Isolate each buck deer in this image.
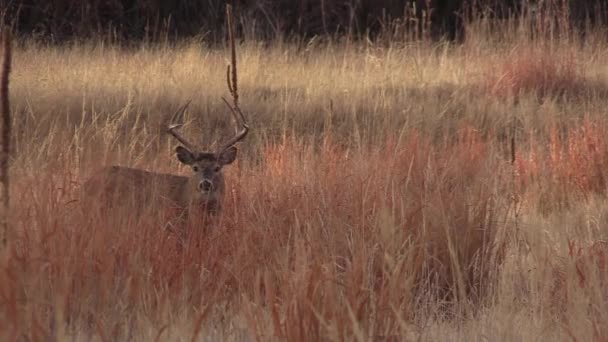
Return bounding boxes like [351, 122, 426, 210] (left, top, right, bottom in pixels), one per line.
[83, 97, 248, 217]
[84, 4, 247, 220]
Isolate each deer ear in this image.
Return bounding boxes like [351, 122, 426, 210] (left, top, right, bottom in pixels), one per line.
[218, 146, 237, 165]
[175, 146, 196, 165]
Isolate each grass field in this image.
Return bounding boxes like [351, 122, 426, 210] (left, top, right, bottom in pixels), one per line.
[1, 21, 608, 341]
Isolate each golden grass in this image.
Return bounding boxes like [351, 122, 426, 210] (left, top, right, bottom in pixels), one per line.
[2, 30, 608, 340]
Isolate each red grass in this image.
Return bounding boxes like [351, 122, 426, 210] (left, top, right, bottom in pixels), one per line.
[569, 239, 608, 289]
[6, 118, 608, 339]
[548, 238, 608, 340]
[0, 126, 509, 340]
[486, 48, 583, 99]
[515, 119, 608, 205]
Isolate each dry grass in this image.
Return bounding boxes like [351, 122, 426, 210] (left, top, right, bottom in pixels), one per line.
[484, 47, 581, 99]
[2, 26, 608, 341]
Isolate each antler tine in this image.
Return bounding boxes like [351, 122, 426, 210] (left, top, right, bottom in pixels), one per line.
[219, 97, 249, 152]
[217, 4, 249, 154]
[166, 100, 198, 152]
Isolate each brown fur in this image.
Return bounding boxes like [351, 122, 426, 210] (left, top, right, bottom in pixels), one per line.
[83, 146, 237, 219]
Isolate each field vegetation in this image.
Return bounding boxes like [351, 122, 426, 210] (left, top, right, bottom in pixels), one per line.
[1, 9, 608, 341]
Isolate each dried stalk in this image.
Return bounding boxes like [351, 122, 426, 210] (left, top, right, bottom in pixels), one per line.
[0, 28, 11, 247]
[226, 4, 238, 106]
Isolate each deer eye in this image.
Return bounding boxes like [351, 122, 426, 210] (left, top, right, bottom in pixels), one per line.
[214, 166, 221, 172]
[192, 166, 199, 172]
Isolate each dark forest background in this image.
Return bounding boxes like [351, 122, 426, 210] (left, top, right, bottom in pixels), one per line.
[1, 0, 607, 43]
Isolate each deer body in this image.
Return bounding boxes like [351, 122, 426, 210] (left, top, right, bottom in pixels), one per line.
[83, 166, 217, 214]
[84, 146, 239, 216]
[84, 166, 192, 215]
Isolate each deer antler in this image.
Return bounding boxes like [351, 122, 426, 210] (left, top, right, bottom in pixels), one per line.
[167, 100, 198, 152]
[218, 4, 249, 154]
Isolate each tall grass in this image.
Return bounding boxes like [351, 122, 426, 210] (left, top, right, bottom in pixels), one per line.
[2, 19, 608, 341]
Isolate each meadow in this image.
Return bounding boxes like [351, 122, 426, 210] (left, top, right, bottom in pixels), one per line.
[1, 18, 608, 341]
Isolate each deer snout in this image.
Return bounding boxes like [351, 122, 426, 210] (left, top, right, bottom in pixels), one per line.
[198, 180, 213, 192]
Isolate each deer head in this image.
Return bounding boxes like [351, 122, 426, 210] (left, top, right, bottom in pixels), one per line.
[166, 90, 248, 211]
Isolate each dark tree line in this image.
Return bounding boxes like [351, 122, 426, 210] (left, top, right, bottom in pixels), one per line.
[0, 0, 606, 43]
